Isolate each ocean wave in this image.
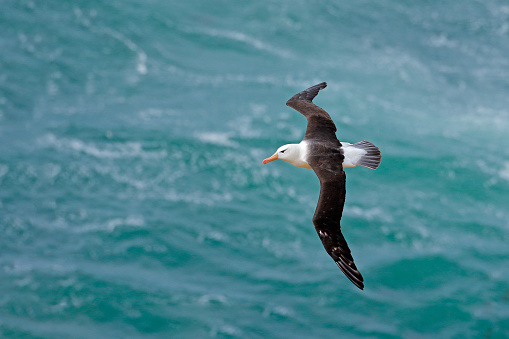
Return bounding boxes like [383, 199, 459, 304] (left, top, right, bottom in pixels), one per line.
[500, 162, 509, 182]
[347, 205, 394, 223]
[166, 64, 323, 89]
[38, 133, 167, 160]
[164, 188, 234, 206]
[180, 25, 292, 59]
[100, 27, 148, 76]
[0, 163, 8, 179]
[195, 132, 238, 147]
[74, 215, 145, 233]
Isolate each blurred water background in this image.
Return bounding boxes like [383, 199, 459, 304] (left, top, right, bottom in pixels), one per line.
[1, 0, 509, 337]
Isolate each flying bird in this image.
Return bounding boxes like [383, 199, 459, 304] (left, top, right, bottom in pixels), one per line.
[262, 82, 381, 290]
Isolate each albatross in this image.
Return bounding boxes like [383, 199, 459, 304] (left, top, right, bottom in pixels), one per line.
[262, 82, 381, 290]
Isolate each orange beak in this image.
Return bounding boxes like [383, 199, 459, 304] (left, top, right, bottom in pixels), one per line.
[262, 152, 278, 165]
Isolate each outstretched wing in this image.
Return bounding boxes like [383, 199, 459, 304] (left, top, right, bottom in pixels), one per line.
[307, 146, 364, 290]
[286, 82, 362, 289]
[286, 82, 338, 142]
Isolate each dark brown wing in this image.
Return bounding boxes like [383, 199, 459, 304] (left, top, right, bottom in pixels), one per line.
[307, 144, 364, 290]
[285, 82, 338, 142]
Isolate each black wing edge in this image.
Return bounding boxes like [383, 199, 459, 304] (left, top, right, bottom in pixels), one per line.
[335, 253, 365, 290]
[317, 229, 365, 290]
[286, 82, 327, 105]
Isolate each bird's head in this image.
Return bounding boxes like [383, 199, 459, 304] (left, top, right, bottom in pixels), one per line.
[262, 144, 299, 165]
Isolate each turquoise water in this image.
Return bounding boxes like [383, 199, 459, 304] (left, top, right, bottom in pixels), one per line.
[1, 0, 509, 337]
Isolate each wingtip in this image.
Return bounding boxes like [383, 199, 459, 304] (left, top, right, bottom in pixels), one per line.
[336, 261, 365, 290]
[287, 82, 328, 104]
[307, 82, 327, 93]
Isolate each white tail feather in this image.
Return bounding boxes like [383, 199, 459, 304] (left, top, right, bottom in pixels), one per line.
[351, 140, 381, 170]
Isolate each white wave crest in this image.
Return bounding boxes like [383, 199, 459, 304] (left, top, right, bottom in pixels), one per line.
[0, 163, 8, 179]
[195, 132, 238, 147]
[183, 26, 292, 59]
[38, 134, 167, 159]
[76, 215, 145, 233]
[500, 162, 509, 182]
[101, 27, 148, 75]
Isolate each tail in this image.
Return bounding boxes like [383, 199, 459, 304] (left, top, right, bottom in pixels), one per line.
[352, 140, 381, 170]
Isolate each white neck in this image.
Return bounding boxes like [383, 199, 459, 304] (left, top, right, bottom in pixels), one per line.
[278, 142, 311, 169]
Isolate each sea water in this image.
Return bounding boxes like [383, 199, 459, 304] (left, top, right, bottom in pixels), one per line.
[1, 0, 509, 337]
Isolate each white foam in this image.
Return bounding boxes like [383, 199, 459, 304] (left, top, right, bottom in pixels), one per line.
[347, 206, 394, 223]
[197, 231, 229, 243]
[227, 115, 262, 139]
[101, 28, 148, 75]
[210, 323, 241, 337]
[460, 106, 509, 130]
[195, 132, 238, 147]
[106, 215, 145, 231]
[428, 34, 457, 48]
[41, 163, 61, 179]
[263, 305, 295, 318]
[164, 189, 233, 206]
[0, 163, 8, 179]
[76, 215, 145, 233]
[198, 294, 227, 305]
[500, 162, 509, 182]
[186, 26, 292, 58]
[107, 168, 147, 189]
[38, 134, 167, 159]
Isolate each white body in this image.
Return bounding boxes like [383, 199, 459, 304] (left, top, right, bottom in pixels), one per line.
[276, 141, 366, 169]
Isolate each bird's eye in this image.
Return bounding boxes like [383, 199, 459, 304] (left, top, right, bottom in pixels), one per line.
[281, 149, 287, 153]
